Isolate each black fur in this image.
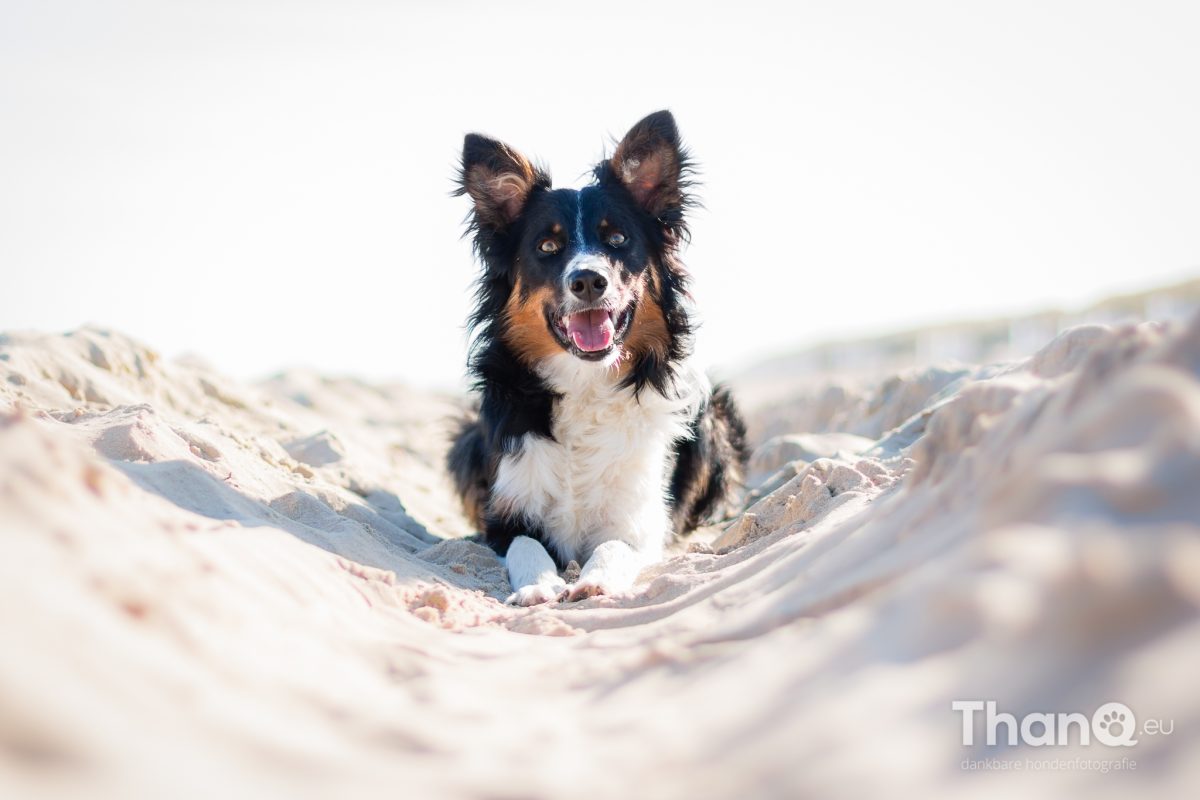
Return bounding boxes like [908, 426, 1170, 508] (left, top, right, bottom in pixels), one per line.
[446, 111, 748, 562]
[477, 513, 562, 569]
[668, 386, 748, 534]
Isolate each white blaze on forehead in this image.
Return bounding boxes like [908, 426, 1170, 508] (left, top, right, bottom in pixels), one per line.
[574, 187, 589, 246]
[561, 188, 619, 303]
[564, 195, 609, 293]
[562, 188, 611, 293]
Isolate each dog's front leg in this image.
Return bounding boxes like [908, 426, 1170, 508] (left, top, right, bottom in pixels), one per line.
[567, 540, 646, 601]
[504, 535, 568, 606]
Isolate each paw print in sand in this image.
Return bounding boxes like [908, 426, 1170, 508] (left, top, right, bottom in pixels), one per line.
[1099, 710, 1127, 738]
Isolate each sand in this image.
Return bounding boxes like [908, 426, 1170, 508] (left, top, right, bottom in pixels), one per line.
[1, 321, 1198, 799]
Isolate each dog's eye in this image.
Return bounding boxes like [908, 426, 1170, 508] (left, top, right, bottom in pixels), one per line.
[606, 232, 627, 247]
[538, 239, 560, 255]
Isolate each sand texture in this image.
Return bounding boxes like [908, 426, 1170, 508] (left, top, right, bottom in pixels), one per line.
[1, 321, 1198, 799]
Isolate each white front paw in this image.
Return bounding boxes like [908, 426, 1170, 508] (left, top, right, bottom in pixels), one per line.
[566, 573, 631, 602]
[506, 581, 568, 607]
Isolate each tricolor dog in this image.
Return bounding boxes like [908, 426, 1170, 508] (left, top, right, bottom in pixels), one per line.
[448, 110, 747, 605]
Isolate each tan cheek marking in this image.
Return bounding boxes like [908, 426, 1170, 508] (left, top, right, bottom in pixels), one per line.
[621, 271, 670, 373]
[503, 280, 562, 365]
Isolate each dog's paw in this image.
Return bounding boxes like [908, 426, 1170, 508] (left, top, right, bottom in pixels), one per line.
[565, 575, 629, 602]
[506, 581, 568, 607]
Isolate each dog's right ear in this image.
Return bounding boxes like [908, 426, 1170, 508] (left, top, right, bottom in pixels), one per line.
[456, 134, 549, 230]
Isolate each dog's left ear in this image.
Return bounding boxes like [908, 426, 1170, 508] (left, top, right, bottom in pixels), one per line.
[601, 110, 693, 230]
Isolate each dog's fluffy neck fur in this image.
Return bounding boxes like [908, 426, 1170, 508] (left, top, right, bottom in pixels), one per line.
[491, 353, 705, 566]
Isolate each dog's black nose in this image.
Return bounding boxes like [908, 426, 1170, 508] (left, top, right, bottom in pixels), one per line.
[568, 270, 608, 303]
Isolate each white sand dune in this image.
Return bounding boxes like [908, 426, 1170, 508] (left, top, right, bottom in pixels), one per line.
[1, 321, 1198, 799]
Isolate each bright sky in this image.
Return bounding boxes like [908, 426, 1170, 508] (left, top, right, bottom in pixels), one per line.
[2, 1, 1198, 389]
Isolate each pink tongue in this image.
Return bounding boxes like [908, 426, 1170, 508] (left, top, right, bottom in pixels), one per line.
[566, 310, 615, 352]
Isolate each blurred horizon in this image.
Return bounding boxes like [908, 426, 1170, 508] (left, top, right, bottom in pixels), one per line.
[2, 0, 1198, 390]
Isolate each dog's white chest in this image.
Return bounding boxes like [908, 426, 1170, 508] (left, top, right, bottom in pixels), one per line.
[490, 356, 693, 562]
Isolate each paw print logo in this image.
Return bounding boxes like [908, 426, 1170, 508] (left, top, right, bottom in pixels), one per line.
[1100, 711, 1126, 737]
[1093, 702, 1138, 746]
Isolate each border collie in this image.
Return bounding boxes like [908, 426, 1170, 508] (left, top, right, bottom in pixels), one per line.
[448, 110, 747, 606]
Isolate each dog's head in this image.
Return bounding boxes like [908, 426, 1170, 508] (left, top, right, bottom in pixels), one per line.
[457, 111, 693, 373]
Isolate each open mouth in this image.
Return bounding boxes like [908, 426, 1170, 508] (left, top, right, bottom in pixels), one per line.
[548, 304, 635, 361]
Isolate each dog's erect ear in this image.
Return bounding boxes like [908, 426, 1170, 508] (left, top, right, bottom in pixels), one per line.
[604, 110, 692, 223]
[457, 134, 549, 230]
